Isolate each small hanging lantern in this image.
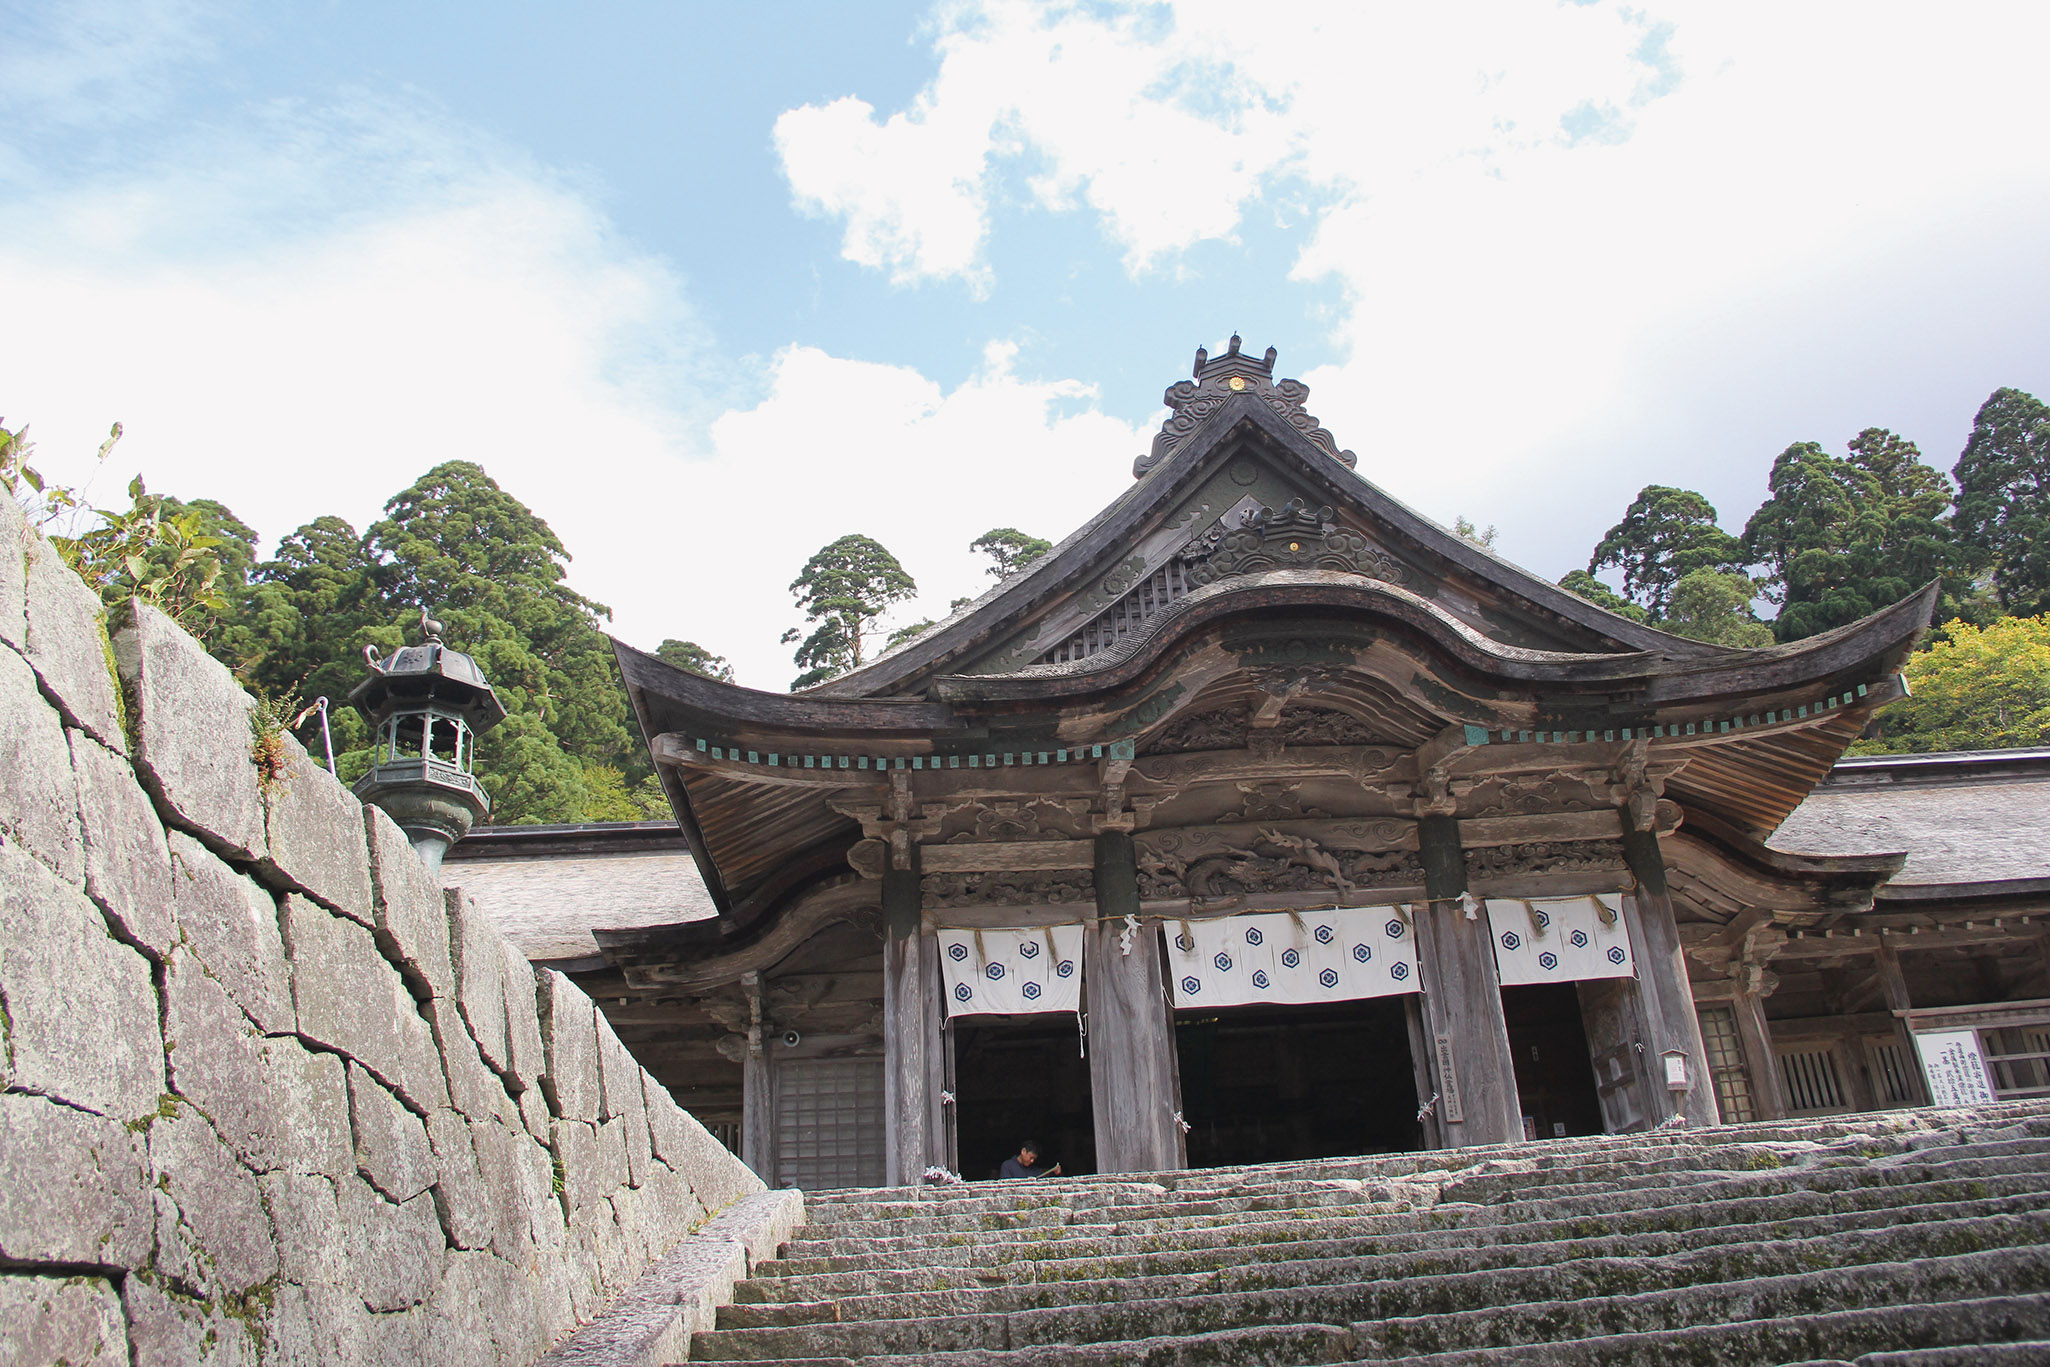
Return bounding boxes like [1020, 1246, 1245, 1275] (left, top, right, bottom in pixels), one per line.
[349, 608, 507, 872]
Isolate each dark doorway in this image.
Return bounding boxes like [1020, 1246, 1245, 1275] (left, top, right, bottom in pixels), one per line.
[1502, 983, 1606, 1140]
[1173, 997, 1420, 1168]
[953, 1015, 1095, 1180]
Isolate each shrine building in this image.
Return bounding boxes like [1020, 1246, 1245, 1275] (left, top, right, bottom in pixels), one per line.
[470, 339, 2047, 1189]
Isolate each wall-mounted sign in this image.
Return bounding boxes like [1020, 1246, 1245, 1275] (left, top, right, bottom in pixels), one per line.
[1911, 1029, 1995, 1107]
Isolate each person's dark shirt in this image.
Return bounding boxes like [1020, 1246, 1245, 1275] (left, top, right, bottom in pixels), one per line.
[998, 1156, 1050, 1179]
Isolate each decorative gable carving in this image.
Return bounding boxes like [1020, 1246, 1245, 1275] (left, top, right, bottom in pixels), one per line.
[1135, 336, 1357, 478]
[1184, 498, 1408, 588]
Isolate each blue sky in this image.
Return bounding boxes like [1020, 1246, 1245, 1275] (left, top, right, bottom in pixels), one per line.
[6, 1, 2049, 687]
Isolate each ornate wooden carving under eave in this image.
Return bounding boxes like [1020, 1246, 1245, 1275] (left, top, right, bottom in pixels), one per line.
[1465, 839, 1628, 881]
[1133, 743, 1411, 790]
[1135, 818, 1420, 903]
[1135, 342, 1357, 477]
[1460, 801, 1681, 849]
[922, 869, 1097, 908]
[1184, 500, 1408, 589]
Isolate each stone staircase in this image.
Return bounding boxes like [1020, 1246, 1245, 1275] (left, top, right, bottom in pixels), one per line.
[682, 1101, 2050, 1365]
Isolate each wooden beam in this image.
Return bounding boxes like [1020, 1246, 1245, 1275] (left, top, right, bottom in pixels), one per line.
[919, 840, 1095, 873]
[1087, 831, 1187, 1173]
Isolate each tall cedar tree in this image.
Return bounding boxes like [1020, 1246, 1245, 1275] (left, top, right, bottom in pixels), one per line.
[656, 639, 734, 682]
[1953, 387, 2050, 617]
[970, 527, 1053, 578]
[1587, 486, 1748, 620]
[783, 534, 916, 689]
[1741, 430, 1961, 641]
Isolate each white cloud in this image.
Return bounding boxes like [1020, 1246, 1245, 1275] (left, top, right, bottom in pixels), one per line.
[701, 342, 1148, 686]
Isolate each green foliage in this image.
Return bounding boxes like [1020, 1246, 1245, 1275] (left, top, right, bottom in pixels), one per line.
[1856, 616, 2050, 753]
[577, 762, 667, 822]
[1953, 387, 2050, 617]
[1661, 569, 1774, 647]
[782, 533, 916, 689]
[970, 527, 1052, 578]
[1557, 569, 1648, 623]
[1452, 515, 1498, 549]
[655, 638, 734, 682]
[1742, 430, 1964, 641]
[887, 618, 936, 649]
[1589, 485, 1747, 619]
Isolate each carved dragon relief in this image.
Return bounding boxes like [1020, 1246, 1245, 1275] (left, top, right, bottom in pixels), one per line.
[921, 870, 1097, 908]
[1466, 840, 1629, 880]
[1146, 703, 1404, 755]
[1135, 338, 1357, 477]
[1135, 820, 1419, 904]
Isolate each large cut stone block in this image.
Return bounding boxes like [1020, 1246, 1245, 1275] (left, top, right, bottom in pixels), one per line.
[502, 935, 547, 1097]
[596, 1009, 654, 1188]
[552, 1117, 605, 1223]
[447, 886, 512, 1075]
[347, 1060, 436, 1203]
[280, 894, 447, 1113]
[70, 729, 174, 956]
[335, 1173, 444, 1312]
[539, 969, 602, 1124]
[149, 1101, 279, 1297]
[0, 1274, 129, 1367]
[424, 1108, 494, 1252]
[429, 1251, 548, 1367]
[122, 1277, 258, 1367]
[167, 830, 294, 1035]
[161, 947, 350, 1179]
[664, 1100, 767, 1216]
[425, 995, 517, 1127]
[0, 482, 26, 650]
[364, 804, 453, 1000]
[0, 840, 163, 1118]
[0, 1091, 152, 1267]
[259, 729, 372, 923]
[0, 643, 84, 883]
[23, 536, 124, 750]
[112, 600, 267, 861]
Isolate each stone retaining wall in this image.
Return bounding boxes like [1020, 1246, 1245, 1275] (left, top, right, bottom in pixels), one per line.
[0, 493, 767, 1365]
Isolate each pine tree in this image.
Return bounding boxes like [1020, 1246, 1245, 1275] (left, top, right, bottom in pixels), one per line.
[782, 533, 916, 689]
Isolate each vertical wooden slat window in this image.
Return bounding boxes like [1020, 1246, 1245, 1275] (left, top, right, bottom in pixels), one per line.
[1983, 1026, 2050, 1100]
[1777, 1044, 1849, 1116]
[1696, 1005, 1757, 1124]
[1864, 1035, 1926, 1107]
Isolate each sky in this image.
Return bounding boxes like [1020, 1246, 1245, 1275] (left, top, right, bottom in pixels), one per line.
[4, 1, 2048, 689]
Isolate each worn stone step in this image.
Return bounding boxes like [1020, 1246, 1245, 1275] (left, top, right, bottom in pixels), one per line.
[1361, 1295, 2050, 1364]
[762, 1154, 2050, 1274]
[721, 1196, 2050, 1325]
[689, 1230, 2050, 1360]
[1345, 1248, 2050, 1359]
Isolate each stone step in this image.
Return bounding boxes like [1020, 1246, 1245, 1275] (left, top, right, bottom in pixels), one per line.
[687, 1228, 2050, 1360]
[720, 1197, 2050, 1325]
[762, 1154, 2050, 1273]
[784, 1134, 2050, 1246]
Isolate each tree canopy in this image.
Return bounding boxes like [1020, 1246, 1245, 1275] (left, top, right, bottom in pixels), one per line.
[1660, 569, 1774, 647]
[782, 533, 917, 689]
[1953, 387, 2050, 617]
[1588, 485, 1748, 620]
[970, 527, 1052, 579]
[1854, 616, 2050, 754]
[656, 639, 734, 682]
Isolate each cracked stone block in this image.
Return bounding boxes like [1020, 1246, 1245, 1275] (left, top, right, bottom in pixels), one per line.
[258, 729, 372, 923]
[70, 729, 174, 956]
[425, 1107, 494, 1252]
[471, 1118, 540, 1258]
[122, 1276, 258, 1367]
[281, 893, 447, 1113]
[347, 1061, 436, 1203]
[502, 936, 546, 1097]
[23, 536, 125, 750]
[0, 644, 84, 883]
[0, 483, 26, 650]
[335, 1172, 444, 1312]
[161, 948, 351, 1179]
[0, 840, 163, 1119]
[149, 1101, 279, 1297]
[447, 886, 511, 1076]
[0, 1091, 152, 1266]
[596, 1010, 654, 1189]
[429, 1252, 546, 1367]
[0, 1273, 129, 1366]
[167, 830, 294, 1035]
[539, 969, 602, 1124]
[553, 1117, 605, 1223]
[363, 805, 453, 1001]
[425, 994, 515, 1126]
[113, 600, 266, 862]
[667, 1101, 766, 1217]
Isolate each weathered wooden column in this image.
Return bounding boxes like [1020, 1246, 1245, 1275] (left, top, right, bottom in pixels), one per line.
[1412, 812, 1522, 1147]
[882, 844, 940, 1186]
[1872, 940, 1926, 1106]
[1087, 831, 1187, 1173]
[1621, 825, 1719, 1127]
[739, 970, 776, 1179]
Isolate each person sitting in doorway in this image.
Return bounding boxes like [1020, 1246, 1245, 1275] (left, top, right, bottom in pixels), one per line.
[998, 1140, 1061, 1180]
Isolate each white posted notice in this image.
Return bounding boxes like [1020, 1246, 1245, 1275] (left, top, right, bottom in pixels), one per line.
[1911, 1029, 1996, 1107]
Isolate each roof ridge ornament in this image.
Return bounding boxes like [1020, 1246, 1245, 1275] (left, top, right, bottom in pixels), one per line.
[1136, 339, 1357, 479]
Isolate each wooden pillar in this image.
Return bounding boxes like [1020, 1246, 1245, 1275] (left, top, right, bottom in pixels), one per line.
[1871, 940, 1926, 1107]
[1412, 815, 1521, 1147]
[739, 971, 776, 1180]
[882, 846, 939, 1186]
[1728, 978, 1791, 1121]
[1621, 829, 1718, 1127]
[1087, 831, 1186, 1173]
